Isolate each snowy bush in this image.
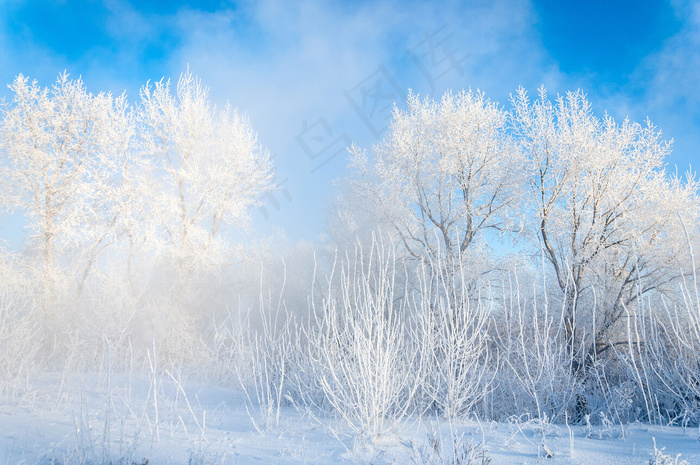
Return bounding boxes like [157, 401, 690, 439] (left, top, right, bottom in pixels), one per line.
[0, 253, 40, 396]
[408, 430, 492, 465]
[304, 237, 423, 440]
[413, 253, 493, 420]
[491, 270, 582, 422]
[649, 438, 691, 465]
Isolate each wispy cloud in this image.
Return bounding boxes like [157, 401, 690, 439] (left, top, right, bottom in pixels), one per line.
[617, 0, 700, 172]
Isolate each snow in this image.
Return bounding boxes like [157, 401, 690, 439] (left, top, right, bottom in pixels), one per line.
[1, 374, 698, 465]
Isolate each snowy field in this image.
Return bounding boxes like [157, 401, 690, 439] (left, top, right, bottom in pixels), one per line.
[1, 374, 698, 465]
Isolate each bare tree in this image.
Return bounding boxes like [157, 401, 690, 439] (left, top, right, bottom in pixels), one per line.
[0, 73, 134, 330]
[136, 70, 275, 364]
[510, 87, 700, 363]
[347, 90, 521, 268]
[137, 69, 275, 284]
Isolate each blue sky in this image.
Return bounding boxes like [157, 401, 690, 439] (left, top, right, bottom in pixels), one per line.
[1, 0, 698, 246]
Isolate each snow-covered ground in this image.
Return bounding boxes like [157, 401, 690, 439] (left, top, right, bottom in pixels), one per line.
[1, 374, 698, 465]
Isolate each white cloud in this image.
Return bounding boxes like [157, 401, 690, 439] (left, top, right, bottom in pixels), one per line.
[163, 0, 566, 239]
[619, 1, 700, 172]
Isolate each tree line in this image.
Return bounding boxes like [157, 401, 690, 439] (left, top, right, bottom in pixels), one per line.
[1, 71, 699, 433]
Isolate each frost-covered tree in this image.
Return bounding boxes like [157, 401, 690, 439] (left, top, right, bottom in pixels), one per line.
[347, 90, 521, 267]
[134, 70, 275, 364]
[0, 73, 134, 328]
[138, 70, 275, 282]
[510, 87, 699, 362]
